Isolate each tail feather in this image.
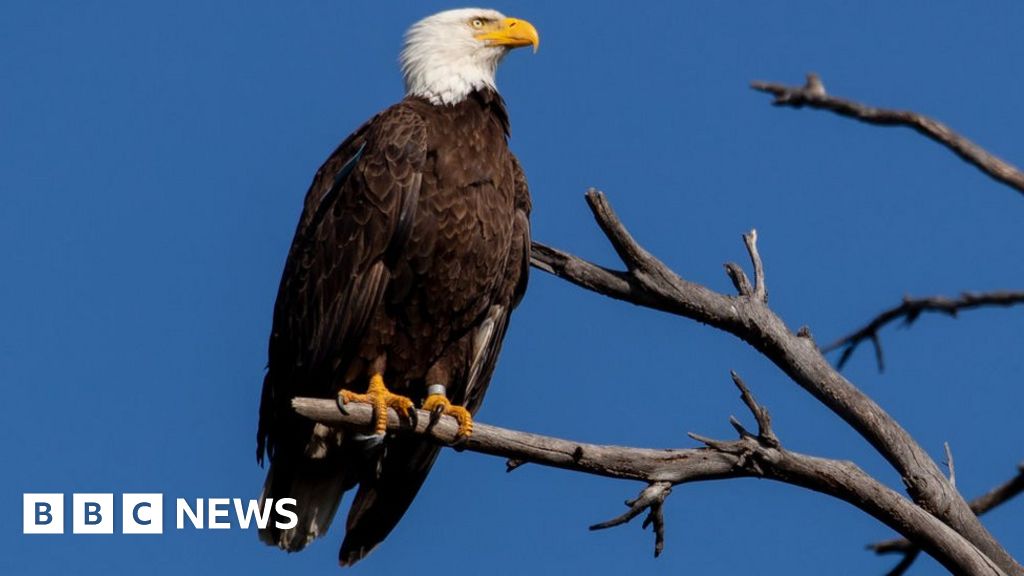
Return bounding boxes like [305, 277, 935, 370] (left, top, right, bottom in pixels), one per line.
[258, 424, 357, 551]
[339, 440, 441, 566]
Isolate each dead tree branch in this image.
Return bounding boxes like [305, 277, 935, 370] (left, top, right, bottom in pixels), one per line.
[291, 392, 1005, 575]
[822, 291, 1024, 371]
[528, 189, 1023, 576]
[870, 463, 1024, 574]
[751, 73, 1024, 197]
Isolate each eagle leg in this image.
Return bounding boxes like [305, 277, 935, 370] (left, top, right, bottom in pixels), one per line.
[422, 384, 473, 441]
[337, 373, 417, 437]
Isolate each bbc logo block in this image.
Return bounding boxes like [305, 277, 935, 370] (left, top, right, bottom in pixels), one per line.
[23, 494, 64, 534]
[72, 493, 114, 534]
[122, 493, 163, 534]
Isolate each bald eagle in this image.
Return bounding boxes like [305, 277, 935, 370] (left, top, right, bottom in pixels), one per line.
[256, 8, 538, 566]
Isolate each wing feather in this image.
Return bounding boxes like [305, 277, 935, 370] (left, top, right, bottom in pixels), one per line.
[260, 104, 427, 460]
[462, 154, 532, 411]
[256, 103, 427, 550]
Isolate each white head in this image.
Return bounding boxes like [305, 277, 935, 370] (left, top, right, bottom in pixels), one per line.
[400, 8, 539, 106]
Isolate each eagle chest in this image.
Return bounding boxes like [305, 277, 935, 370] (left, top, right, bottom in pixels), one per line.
[397, 114, 514, 320]
[414, 157, 513, 307]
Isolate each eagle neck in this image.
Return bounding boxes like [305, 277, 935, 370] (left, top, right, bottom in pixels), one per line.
[407, 89, 511, 138]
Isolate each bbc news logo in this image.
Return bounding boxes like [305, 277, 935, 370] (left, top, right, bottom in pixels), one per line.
[23, 494, 297, 534]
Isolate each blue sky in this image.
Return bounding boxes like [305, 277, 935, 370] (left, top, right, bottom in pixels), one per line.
[3, 1, 1022, 574]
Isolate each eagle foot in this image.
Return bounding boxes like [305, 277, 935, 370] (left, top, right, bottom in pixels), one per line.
[422, 393, 473, 442]
[337, 374, 417, 436]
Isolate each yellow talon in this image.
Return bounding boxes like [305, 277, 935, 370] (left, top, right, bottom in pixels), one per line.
[338, 374, 416, 435]
[422, 393, 473, 439]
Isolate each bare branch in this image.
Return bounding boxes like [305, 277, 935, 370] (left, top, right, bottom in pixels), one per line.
[529, 191, 1022, 575]
[529, 242, 635, 301]
[823, 291, 1024, 371]
[751, 73, 1024, 197]
[972, 462, 1024, 516]
[294, 397, 720, 484]
[291, 396, 1005, 575]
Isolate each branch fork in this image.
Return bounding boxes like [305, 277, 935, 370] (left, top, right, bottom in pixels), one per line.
[689, 371, 781, 479]
[590, 482, 671, 557]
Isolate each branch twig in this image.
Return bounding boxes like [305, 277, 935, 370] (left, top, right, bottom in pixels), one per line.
[751, 73, 1024, 197]
[743, 230, 767, 302]
[822, 291, 1024, 371]
[945, 442, 957, 488]
[883, 549, 922, 576]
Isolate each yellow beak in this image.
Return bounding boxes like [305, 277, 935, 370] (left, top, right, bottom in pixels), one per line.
[475, 17, 540, 53]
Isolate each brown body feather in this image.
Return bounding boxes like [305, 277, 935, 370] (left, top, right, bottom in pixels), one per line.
[257, 88, 530, 565]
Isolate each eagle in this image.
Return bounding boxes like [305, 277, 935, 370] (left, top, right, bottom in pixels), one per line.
[256, 8, 538, 566]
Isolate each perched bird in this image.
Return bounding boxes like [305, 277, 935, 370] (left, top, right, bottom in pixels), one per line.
[256, 8, 538, 566]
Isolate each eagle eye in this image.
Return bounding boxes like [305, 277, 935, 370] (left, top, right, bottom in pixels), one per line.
[470, 18, 485, 29]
